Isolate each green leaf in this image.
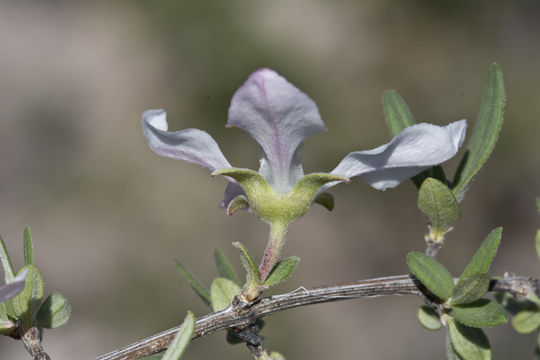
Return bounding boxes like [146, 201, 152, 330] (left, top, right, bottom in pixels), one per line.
[382, 89, 416, 137]
[233, 242, 260, 286]
[537, 197, 540, 213]
[12, 264, 43, 328]
[446, 331, 465, 360]
[269, 352, 286, 360]
[214, 249, 241, 286]
[0, 235, 15, 283]
[263, 257, 299, 287]
[512, 309, 540, 334]
[452, 299, 507, 328]
[447, 318, 491, 360]
[460, 228, 502, 280]
[142, 356, 162, 360]
[417, 178, 461, 237]
[417, 306, 442, 331]
[210, 278, 241, 312]
[36, 292, 71, 329]
[173, 259, 211, 307]
[448, 273, 490, 306]
[161, 311, 195, 360]
[452, 64, 505, 203]
[406, 251, 454, 300]
[23, 227, 34, 266]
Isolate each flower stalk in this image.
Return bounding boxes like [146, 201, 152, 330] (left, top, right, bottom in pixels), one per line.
[259, 222, 288, 283]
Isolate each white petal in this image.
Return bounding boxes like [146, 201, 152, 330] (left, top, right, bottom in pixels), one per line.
[331, 120, 467, 190]
[142, 109, 231, 171]
[0, 269, 27, 302]
[228, 69, 326, 193]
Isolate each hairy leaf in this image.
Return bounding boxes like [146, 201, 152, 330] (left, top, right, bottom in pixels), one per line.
[0, 236, 15, 283]
[512, 309, 540, 334]
[460, 228, 502, 280]
[452, 299, 507, 328]
[23, 227, 34, 266]
[447, 318, 491, 360]
[161, 311, 195, 360]
[174, 259, 211, 306]
[12, 264, 43, 328]
[210, 278, 241, 312]
[383, 89, 416, 137]
[263, 257, 299, 287]
[453, 64, 505, 202]
[37, 292, 71, 329]
[233, 242, 260, 286]
[449, 273, 490, 306]
[406, 251, 453, 300]
[418, 178, 461, 236]
[417, 306, 442, 331]
[214, 249, 241, 286]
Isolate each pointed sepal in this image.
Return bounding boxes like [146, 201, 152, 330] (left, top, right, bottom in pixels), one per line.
[313, 192, 335, 211]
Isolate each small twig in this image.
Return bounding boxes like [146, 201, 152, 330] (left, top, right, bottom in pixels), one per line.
[95, 274, 538, 360]
[21, 327, 51, 360]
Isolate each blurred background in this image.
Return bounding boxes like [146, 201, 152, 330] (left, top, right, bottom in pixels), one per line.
[0, 0, 539, 359]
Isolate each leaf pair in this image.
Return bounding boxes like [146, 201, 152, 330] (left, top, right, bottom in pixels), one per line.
[383, 64, 505, 203]
[0, 228, 70, 335]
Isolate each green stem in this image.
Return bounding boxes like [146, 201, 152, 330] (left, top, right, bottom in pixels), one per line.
[259, 222, 288, 283]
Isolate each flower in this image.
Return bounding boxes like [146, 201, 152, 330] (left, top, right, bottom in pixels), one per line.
[142, 68, 466, 286]
[0, 269, 27, 303]
[143, 68, 466, 215]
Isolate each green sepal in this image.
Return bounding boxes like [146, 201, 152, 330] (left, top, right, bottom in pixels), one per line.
[23, 227, 34, 266]
[214, 248, 241, 286]
[512, 308, 540, 334]
[212, 168, 270, 195]
[263, 256, 299, 287]
[382, 89, 415, 137]
[460, 228, 501, 280]
[313, 193, 334, 211]
[173, 259, 211, 307]
[227, 195, 250, 216]
[448, 273, 490, 306]
[447, 318, 491, 360]
[0, 235, 15, 283]
[161, 311, 195, 360]
[12, 264, 43, 329]
[452, 299, 507, 328]
[406, 251, 454, 301]
[36, 292, 71, 329]
[210, 278, 241, 312]
[417, 178, 461, 239]
[452, 64, 505, 203]
[417, 306, 442, 331]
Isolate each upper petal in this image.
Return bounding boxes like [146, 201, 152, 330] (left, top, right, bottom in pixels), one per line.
[330, 120, 467, 190]
[228, 69, 326, 193]
[142, 109, 231, 171]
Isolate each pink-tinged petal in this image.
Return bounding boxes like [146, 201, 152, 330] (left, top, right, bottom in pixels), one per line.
[0, 268, 27, 302]
[228, 69, 326, 193]
[330, 120, 467, 190]
[142, 109, 231, 171]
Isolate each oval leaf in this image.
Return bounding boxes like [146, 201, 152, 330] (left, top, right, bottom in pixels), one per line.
[162, 311, 195, 360]
[12, 264, 43, 328]
[214, 249, 241, 286]
[446, 331, 464, 360]
[418, 178, 461, 236]
[37, 292, 71, 329]
[460, 228, 502, 280]
[452, 64, 505, 203]
[449, 273, 490, 306]
[210, 278, 241, 312]
[452, 299, 507, 328]
[512, 309, 540, 334]
[447, 318, 491, 360]
[263, 256, 299, 287]
[406, 251, 454, 300]
[417, 306, 442, 331]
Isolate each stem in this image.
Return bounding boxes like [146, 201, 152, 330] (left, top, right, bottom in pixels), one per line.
[258, 222, 288, 282]
[95, 273, 539, 360]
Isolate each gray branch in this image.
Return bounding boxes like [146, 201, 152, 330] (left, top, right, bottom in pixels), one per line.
[95, 274, 539, 360]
